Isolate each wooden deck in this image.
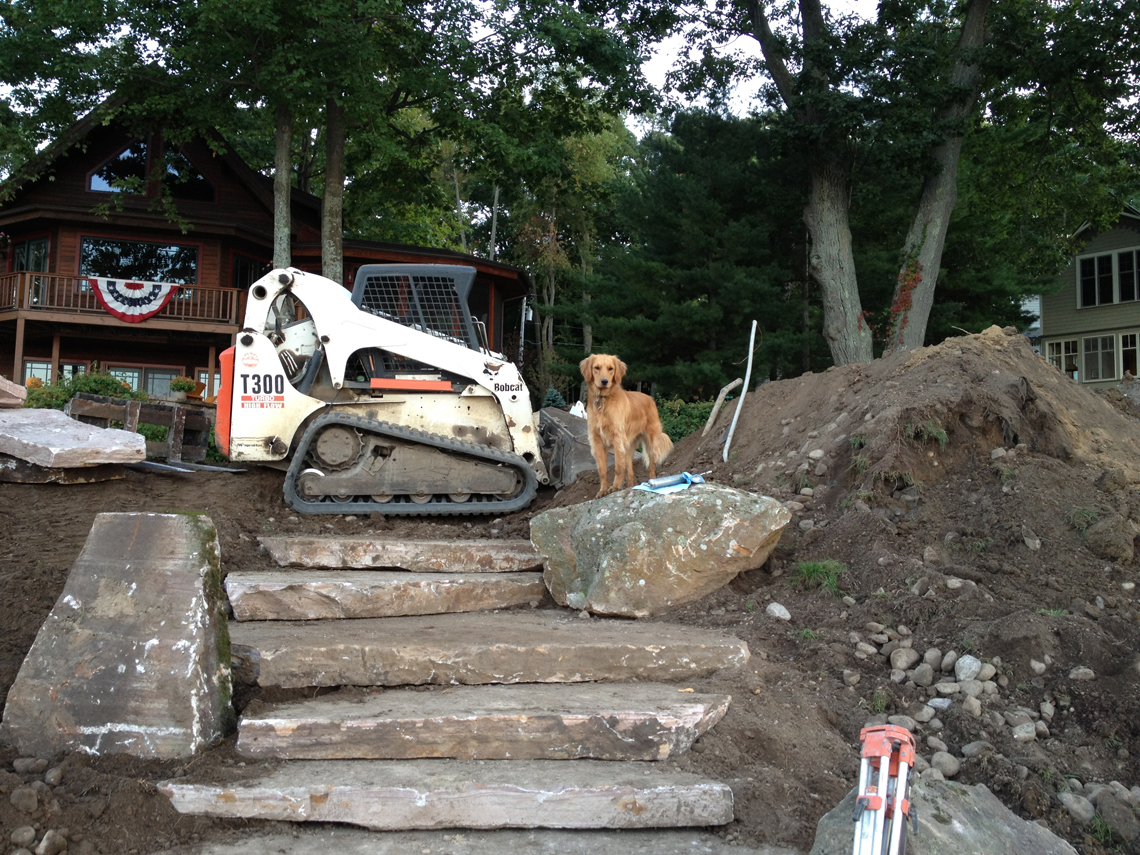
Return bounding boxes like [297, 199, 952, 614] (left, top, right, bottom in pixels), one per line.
[0, 271, 242, 328]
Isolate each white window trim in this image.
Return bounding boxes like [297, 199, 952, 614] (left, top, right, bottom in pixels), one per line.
[1080, 334, 1119, 383]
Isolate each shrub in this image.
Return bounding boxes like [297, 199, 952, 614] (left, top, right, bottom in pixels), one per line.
[657, 398, 715, 442]
[792, 559, 847, 597]
[170, 375, 197, 393]
[24, 370, 148, 410]
[542, 386, 568, 409]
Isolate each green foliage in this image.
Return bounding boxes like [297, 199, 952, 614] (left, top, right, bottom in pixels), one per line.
[1089, 813, 1113, 845]
[849, 455, 870, 477]
[23, 371, 148, 411]
[656, 398, 714, 442]
[871, 690, 889, 715]
[797, 628, 819, 640]
[542, 387, 568, 409]
[850, 435, 867, 450]
[1036, 608, 1066, 617]
[792, 560, 846, 597]
[905, 419, 948, 450]
[1066, 507, 1101, 533]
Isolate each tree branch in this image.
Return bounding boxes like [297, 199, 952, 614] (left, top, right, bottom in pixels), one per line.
[743, 0, 797, 109]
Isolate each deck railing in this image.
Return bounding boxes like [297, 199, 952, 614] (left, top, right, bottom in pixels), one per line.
[0, 272, 241, 325]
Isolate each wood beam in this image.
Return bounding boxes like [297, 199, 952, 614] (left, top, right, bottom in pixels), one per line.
[51, 333, 60, 381]
[13, 317, 25, 382]
[207, 346, 216, 397]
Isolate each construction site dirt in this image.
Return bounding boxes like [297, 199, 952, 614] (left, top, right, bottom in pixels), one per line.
[2, 325, 1139, 855]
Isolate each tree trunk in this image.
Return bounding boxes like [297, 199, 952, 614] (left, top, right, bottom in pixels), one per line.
[885, 0, 991, 353]
[488, 184, 500, 260]
[273, 102, 293, 270]
[806, 152, 873, 365]
[453, 167, 467, 253]
[322, 98, 345, 285]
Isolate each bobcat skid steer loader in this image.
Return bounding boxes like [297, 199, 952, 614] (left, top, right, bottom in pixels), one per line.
[215, 265, 578, 516]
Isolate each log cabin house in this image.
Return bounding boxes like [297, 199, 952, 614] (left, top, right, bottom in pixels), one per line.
[0, 106, 532, 398]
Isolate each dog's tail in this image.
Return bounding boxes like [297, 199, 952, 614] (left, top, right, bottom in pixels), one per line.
[649, 430, 674, 465]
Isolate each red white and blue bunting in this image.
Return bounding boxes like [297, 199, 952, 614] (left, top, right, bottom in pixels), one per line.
[89, 277, 181, 323]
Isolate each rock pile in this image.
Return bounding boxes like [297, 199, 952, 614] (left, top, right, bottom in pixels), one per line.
[2, 757, 86, 855]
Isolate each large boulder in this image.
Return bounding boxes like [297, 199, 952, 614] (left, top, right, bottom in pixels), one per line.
[531, 484, 790, 617]
[1, 513, 233, 758]
[810, 780, 1077, 855]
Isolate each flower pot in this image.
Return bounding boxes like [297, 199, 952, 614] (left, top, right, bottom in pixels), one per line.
[170, 390, 187, 402]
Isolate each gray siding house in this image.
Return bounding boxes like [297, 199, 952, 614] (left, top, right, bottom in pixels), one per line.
[1040, 206, 1140, 388]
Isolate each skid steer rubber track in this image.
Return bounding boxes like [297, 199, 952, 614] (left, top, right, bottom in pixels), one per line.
[283, 412, 538, 517]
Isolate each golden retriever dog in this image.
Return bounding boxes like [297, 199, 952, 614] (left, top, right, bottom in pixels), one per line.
[579, 353, 673, 497]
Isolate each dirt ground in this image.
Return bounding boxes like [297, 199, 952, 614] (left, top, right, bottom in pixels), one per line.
[3, 325, 1140, 855]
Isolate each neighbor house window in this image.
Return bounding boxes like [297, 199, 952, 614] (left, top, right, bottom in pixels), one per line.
[1124, 334, 1139, 378]
[90, 141, 149, 194]
[79, 237, 198, 285]
[1083, 335, 1116, 381]
[197, 370, 220, 392]
[1047, 340, 1078, 380]
[12, 237, 48, 273]
[1079, 250, 1140, 308]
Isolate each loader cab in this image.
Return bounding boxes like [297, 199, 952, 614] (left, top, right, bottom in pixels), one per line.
[350, 264, 487, 353]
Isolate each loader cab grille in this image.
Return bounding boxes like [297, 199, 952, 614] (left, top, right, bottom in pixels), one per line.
[351, 264, 480, 351]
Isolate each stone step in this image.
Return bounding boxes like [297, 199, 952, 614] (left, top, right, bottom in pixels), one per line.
[158, 759, 734, 830]
[235, 683, 731, 761]
[226, 571, 546, 621]
[259, 536, 542, 572]
[230, 612, 750, 689]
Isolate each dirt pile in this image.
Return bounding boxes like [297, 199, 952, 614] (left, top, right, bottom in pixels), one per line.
[2, 325, 1140, 854]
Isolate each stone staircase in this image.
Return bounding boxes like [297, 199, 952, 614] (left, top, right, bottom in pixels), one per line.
[160, 536, 752, 834]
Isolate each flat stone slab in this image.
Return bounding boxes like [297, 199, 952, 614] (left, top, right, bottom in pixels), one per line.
[0, 376, 27, 408]
[0, 408, 145, 467]
[226, 571, 547, 620]
[229, 612, 750, 688]
[259, 537, 541, 572]
[169, 827, 799, 855]
[235, 683, 730, 761]
[0, 513, 232, 758]
[159, 759, 734, 829]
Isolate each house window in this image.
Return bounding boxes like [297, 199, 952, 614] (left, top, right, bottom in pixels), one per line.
[197, 370, 221, 393]
[12, 237, 48, 273]
[233, 254, 270, 289]
[23, 361, 51, 383]
[79, 237, 198, 285]
[1047, 340, 1078, 380]
[1078, 250, 1140, 308]
[1124, 334, 1138, 378]
[1083, 335, 1116, 382]
[145, 369, 180, 397]
[60, 362, 87, 381]
[90, 141, 149, 194]
[108, 366, 142, 391]
[89, 139, 215, 202]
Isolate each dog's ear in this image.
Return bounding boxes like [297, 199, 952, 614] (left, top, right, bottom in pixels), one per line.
[579, 355, 594, 380]
[614, 359, 627, 384]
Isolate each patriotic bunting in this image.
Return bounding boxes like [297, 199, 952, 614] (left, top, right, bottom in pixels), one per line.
[89, 277, 181, 323]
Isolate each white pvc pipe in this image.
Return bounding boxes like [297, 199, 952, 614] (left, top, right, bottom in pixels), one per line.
[723, 320, 758, 463]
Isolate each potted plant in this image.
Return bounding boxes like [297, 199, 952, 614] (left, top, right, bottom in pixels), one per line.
[169, 375, 196, 401]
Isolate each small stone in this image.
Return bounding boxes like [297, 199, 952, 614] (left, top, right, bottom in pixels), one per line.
[1011, 722, 1037, 742]
[842, 670, 861, 687]
[1039, 701, 1055, 722]
[890, 669, 906, 684]
[954, 654, 982, 682]
[923, 546, 939, 565]
[897, 625, 912, 637]
[935, 682, 959, 695]
[12, 759, 47, 775]
[1029, 659, 1046, 675]
[961, 741, 994, 758]
[869, 633, 890, 645]
[962, 696, 982, 717]
[799, 487, 814, 497]
[958, 679, 983, 698]
[912, 706, 935, 723]
[890, 648, 921, 671]
[798, 519, 815, 531]
[808, 449, 825, 460]
[865, 622, 886, 632]
[766, 602, 791, 621]
[855, 642, 878, 656]
[976, 663, 996, 682]
[1034, 721, 1050, 739]
[912, 663, 934, 687]
[1069, 666, 1096, 681]
[10, 786, 38, 813]
[887, 715, 916, 732]
[991, 448, 1007, 460]
[921, 768, 945, 782]
[578, 610, 591, 619]
[842, 596, 856, 607]
[945, 578, 964, 590]
[42, 767, 63, 787]
[930, 751, 960, 778]
[1057, 792, 1096, 825]
[927, 736, 948, 753]
[785, 501, 805, 512]
[940, 650, 958, 672]
[927, 697, 952, 711]
[11, 827, 36, 848]
[35, 829, 67, 855]
[1004, 711, 1032, 727]
[922, 648, 942, 669]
